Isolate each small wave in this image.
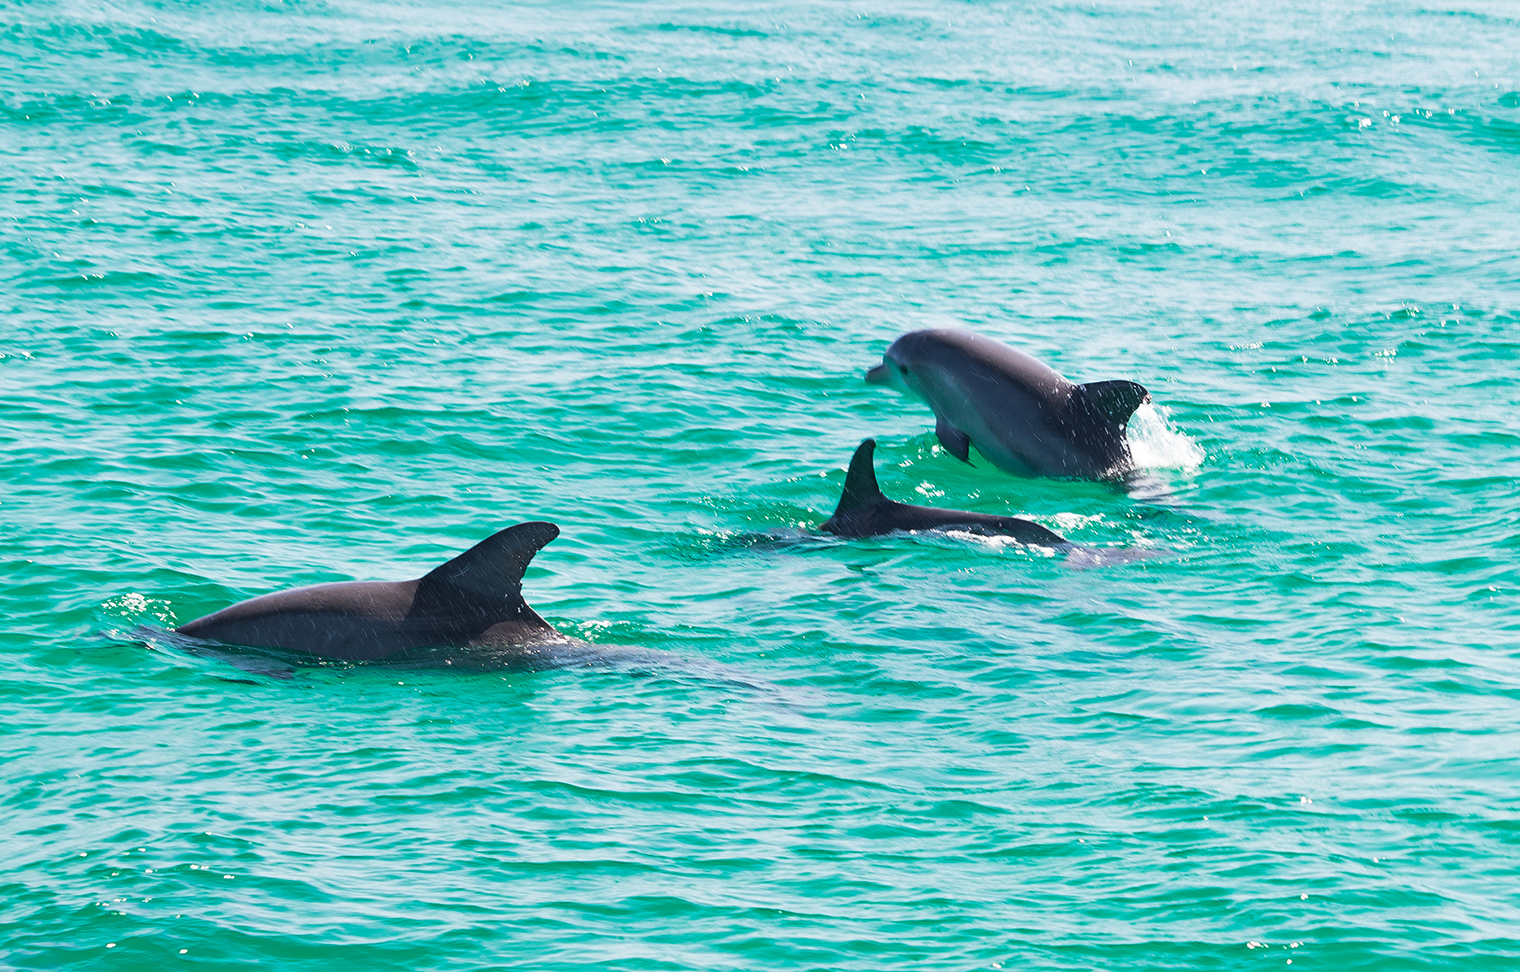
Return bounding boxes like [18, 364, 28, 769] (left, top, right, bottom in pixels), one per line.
[22, 269, 170, 291]
[1128, 402, 1204, 472]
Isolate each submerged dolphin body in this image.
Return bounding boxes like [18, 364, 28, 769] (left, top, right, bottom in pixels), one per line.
[820, 439, 1066, 546]
[177, 522, 585, 665]
[866, 329, 1150, 480]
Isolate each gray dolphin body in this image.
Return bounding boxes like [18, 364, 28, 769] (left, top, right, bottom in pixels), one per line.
[867, 329, 1150, 480]
[177, 522, 580, 665]
[821, 439, 1066, 545]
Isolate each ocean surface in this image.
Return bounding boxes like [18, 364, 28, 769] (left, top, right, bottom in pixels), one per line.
[4, 0, 1519, 968]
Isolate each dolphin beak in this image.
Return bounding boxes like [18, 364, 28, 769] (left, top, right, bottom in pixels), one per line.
[865, 363, 889, 384]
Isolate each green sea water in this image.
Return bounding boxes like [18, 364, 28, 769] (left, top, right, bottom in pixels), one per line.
[4, 1, 1519, 968]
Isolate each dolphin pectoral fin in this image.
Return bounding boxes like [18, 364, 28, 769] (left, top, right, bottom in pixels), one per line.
[1070, 380, 1150, 430]
[935, 418, 972, 463]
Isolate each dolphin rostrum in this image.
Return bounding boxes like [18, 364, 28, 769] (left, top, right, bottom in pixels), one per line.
[820, 439, 1066, 545]
[177, 522, 579, 664]
[866, 328, 1150, 480]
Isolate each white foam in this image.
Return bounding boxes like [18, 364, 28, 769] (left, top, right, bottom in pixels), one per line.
[1053, 512, 1106, 532]
[1127, 402, 1205, 471]
[936, 529, 1062, 556]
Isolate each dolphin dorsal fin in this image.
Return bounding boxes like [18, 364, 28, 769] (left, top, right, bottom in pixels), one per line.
[833, 439, 886, 515]
[1069, 379, 1150, 430]
[415, 522, 560, 613]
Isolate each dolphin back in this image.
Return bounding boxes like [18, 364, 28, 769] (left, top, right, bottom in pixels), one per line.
[820, 439, 1065, 545]
[177, 521, 564, 661]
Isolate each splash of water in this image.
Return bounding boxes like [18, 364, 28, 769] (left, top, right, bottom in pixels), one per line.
[1127, 402, 1205, 471]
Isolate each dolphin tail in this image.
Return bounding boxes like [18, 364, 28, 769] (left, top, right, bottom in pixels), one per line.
[1070, 380, 1150, 430]
[833, 439, 887, 515]
[413, 522, 560, 620]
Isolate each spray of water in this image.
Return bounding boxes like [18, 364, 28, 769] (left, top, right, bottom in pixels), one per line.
[1127, 402, 1205, 472]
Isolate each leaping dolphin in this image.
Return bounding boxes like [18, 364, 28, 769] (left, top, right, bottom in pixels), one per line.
[820, 439, 1066, 545]
[866, 329, 1150, 480]
[177, 522, 582, 665]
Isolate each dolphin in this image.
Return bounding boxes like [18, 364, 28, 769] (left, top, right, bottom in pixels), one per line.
[176, 522, 584, 665]
[820, 439, 1066, 545]
[866, 328, 1150, 480]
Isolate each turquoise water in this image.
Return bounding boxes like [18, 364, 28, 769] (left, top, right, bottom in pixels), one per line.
[4, 0, 1520, 967]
